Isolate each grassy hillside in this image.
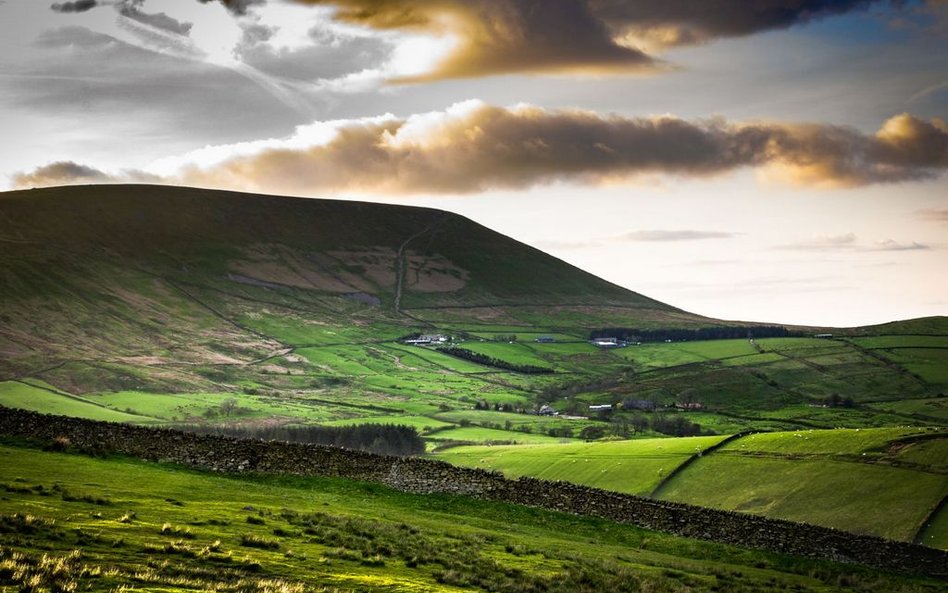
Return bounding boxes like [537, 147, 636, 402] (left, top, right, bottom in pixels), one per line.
[0, 442, 944, 593]
[2, 184, 948, 559]
[2, 185, 946, 444]
[441, 427, 948, 548]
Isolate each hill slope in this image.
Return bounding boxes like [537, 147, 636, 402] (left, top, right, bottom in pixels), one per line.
[0, 184, 707, 390]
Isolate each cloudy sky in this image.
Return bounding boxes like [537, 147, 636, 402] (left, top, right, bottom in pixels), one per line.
[1, 0, 946, 326]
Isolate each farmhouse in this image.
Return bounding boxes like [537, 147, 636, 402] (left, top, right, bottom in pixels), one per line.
[588, 404, 613, 411]
[537, 404, 557, 416]
[404, 334, 450, 345]
[591, 337, 625, 348]
[675, 402, 704, 410]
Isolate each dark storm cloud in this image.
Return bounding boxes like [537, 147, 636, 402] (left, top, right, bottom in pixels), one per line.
[50, 0, 97, 13]
[17, 104, 945, 195]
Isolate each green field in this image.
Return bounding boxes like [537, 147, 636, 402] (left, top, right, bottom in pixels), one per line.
[4, 444, 942, 593]
[426, 426, 572, 445]
[439, 428, 948, 547]
[658, 456, 945, 543]
[439, 436, 726, 496]
[717, 427, 938, 456]
[658, 428, 948, 546]
[0, 381, 157, 423]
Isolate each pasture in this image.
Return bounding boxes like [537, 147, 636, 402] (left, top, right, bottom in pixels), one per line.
[439, 436, 726, 496]
[3, 443, 940, 593]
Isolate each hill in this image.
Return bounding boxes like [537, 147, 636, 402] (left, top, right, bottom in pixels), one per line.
[0, 184, 705, 392]
[1, 185, 946, 445]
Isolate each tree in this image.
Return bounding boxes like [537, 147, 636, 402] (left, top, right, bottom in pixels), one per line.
[219, 398, 239, 417]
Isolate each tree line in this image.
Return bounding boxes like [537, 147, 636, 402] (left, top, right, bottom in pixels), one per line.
[438, 346, 554, 374]
[179, 423, 426, 457]
[590, 325, 797, 343]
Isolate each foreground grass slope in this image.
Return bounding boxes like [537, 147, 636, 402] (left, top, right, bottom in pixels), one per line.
[0, 443, 944, 593]
[440, 427, 948, 548]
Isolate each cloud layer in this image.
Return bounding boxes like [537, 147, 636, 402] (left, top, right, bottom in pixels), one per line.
[777, 233, 932, 252]
[297, 0, 896, 80]
[12, 102, 948, 194]
[49, 0, 914, 80]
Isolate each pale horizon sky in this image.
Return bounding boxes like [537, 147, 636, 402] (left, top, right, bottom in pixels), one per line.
[1, 0, 946, 327]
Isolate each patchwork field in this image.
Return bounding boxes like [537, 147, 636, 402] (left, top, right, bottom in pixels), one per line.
[438, 427, 948, 548]
[3, 330, 948, 445]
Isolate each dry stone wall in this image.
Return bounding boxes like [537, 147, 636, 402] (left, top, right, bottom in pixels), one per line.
[0, 407, 945, 577]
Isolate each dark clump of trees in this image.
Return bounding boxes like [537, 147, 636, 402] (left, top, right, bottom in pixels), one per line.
[180, 423, 425, 457]
[649, 415, 703, 437]
[439, 347, 554, 374]
[609, 414, 703, 438]
[822, 394, 856, 408]
[590, 325, 797, 343]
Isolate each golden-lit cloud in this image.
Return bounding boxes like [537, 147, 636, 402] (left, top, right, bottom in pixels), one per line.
[12, 103, 948, 194]
[299, 0, 657, 80]
[294, 0, 892, 80]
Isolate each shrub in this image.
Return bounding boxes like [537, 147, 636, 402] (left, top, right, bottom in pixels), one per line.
[239, 534, 279, 550]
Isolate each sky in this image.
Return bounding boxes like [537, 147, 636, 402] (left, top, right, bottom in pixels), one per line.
[1, 0, 946, 327]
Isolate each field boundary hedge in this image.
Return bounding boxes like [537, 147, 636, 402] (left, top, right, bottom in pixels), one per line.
[0, 407, 944, 577]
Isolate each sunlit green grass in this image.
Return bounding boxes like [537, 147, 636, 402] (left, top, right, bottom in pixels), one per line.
[0, 381, 157, 423]
[426, 426, 572, 445]
[3, 443, 941, 592]
[718, 427, 942, 457]
[658, 455, 947, 544]
[439, 436, 726, 496]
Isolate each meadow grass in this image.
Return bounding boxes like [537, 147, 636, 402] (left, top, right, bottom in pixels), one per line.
[2, 444, 943, 592]
[321, 415, 454, 431]
[869, 397, 948, 421]
[0, 381, 157, 423]
[851, 335, 948, 349]
[718, 427, 943, 457]
[657, 455, 947, 544]
[438, 436, 727, 496]
[425, 426, 572, 445]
